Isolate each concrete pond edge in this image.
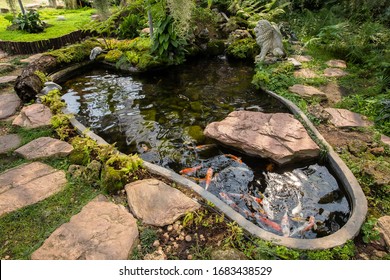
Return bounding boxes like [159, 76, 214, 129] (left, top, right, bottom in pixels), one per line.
[54, 66, 367, 251]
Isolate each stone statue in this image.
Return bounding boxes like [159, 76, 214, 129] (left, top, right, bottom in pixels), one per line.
[254, 20, 286, 62]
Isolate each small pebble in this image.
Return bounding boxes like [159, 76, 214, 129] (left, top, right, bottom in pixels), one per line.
[200, 234, 206, 242]
[187, 254, 193, 260]
[170, 237, 175, 241]
[185, 235, 192, 242]
[167, 225, 173, 231]
[163, 233, 169, 239]
[153, 240, 160, 247]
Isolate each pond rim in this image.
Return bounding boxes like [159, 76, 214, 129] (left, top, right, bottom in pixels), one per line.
[54, 62, 367, 250]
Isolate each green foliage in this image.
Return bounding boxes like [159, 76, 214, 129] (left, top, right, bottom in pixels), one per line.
[151, 15, 186, 64]
[139, 227, 158, 254]
[15, 10, 45, 33]
[93, 0, 110, 19]
[40, 89, 65, 114]
[226, 38, 260, 60]
[166, 0, 195, 38]
[361, 217, 381, 243]
[224, 221, 244, 248]
[48, 40, 102, 64]
[306, 241, 356, 260]
[34, 70, 50, 83]
[125, 50, 140, 65]
[105, 49, 123, 62]
[118, 13, 144, 39]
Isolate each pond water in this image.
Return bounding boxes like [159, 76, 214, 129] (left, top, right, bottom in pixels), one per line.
[62, 57, 350, 239]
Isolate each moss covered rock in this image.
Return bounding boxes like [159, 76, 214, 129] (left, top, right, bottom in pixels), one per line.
[184, 125, 205, 143]
[226, 38, 260, 60]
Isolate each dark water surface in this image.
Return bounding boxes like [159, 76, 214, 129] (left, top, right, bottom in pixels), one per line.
[62, 57, 350, 238]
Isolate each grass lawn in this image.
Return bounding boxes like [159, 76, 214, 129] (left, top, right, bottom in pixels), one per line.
[0, 7, 95, 42]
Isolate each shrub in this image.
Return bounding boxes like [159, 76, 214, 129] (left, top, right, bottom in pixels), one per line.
[105, 49, 123, 63]
[15, 11, 44, 33]
[226, 38, 260, 60]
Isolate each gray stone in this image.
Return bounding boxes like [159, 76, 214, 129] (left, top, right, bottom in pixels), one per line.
[12, 104, 52, 128]
[211, 248, 248, 260]
[380, 135, 390, 147]
[287, 57, 302, 69]
[15, 137, 73, 160]
[0, 76, 18, 85]
[324, 108, 373, 128]
[31, 196, 139, 260]
[125, 179, 200, 226]
[291, 55, 312, 62]
[0, 63, 15, 73]
[204, 111, 320, 166]
[0, 162, 67, 216]
[56, 15, 66, 21]
[294, 68, 318, 79]
[0, 134, 22, 154]
[324, 68, 348, 77]
[288, 84, 327, 100]
[377, 216, 390, 250]
[39, 81, 62, 96]
[326, 59, 347, 68]
[0, 93, 21, 119]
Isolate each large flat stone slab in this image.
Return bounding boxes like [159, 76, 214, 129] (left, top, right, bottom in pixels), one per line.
[326, 59, 347, 68]
[0, 134, 22, 154]
[0, 162, 67, 216]
[125, 179, 200, 226]
[377, 216, 390, 249]
[12, 104, 52, 128]
[15, 137, 73, 160]
[204, 111, 320, 165]
[32, 196, 139, 260]
[294, 68, 319, 79]
[0, 75, 17, 85]
[324, 108, 373, 128]
[291, 55, 312, 62]
[324, 68, 348, 77]
[289, 84, 327, 100]
[0, 93, 21, 119]
[381, 135, 390, 147]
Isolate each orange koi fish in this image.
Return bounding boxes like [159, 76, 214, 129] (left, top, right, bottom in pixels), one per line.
[219, 192, 240, 211]
[194, 144, 217, 151]
[205, 168, 213, 190]
[179, 165, 202, 175]
[303, 216, 316, 232]
[281, 210, 290, 237]
[254, 213, 282, 232]
[224, 154, 243, 164]
[265, 163, 275, 172]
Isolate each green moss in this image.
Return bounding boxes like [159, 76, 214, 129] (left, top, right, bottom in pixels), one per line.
[184, 125, 205, 143]
[34, 70, 50, 83]
[125, 50, 140, 65]
[226, 38, 260, 60]
[105, 49, 123, 63]
[207, 40, 226, 56]
[47, 39, 101, 64]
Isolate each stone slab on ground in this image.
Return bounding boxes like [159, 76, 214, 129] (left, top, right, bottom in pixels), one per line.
[31, 196, 139, 260]
[12, 104, 52, 128]
[288, 84, 327, 100]
[326, 59, 347, 68]
[291, 55, 312, 62]
[125, 179, 200, 227]
[381, 135, 390, 147]
[293, 68, 319, 79]
[0, 63, 15, 73]
[324, 108, 373, 128]
[15, 137, 73, 160]
[0, 162, 67, 216]
[0, 92, 21, 119]
[324, 68, 348, 77]
[0, 134, 22, 154]
[0, 76, 18, 87]
[287, 57, 302, 69]
[377, 216, 390, 249]
[319, 82, 345, 105]
[204, 111, 320, 165]
[20, 53, 44, 64]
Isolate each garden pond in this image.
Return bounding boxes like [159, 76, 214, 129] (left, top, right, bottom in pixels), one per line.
[62, 57, 350, 239]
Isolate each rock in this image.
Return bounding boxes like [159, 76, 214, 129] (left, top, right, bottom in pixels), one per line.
[15, 137, 73, 160]
[31, 197, 139, 260]
[185, 235, 192, 242]
[288, 84, 327, 100]
[89, 47, 103, 61]
[39, 81, 62, 96]
[348, 140, 368, 156]
[0, 76, 18, 85]
[211, 248, 248, 260]
[324, 108, 373, 128]
[319, 82, 346, 105]
[291, 55, 312, 62]
[0, 162, 67, 216]
[228, 29, 252, 42]
[0, 134, 22, 154]
[26, 4, 41, 10]
[0, 93, 21, 119]
[254, 20, 285, 62]
[184, 125, 205, 143]
[20, 54, 43, 64]
[12, 104, 52, 128]
[141, 28, 150, 35]
[287, 57, 302, 69]
[204, 111, 320, 165]
[370, 147, 385, 156]
[381, 135, 390, 147]
[125, 179, 200, 227]
[323, 68, 348, 77]
[294, 68, 319, 79]
[377, 216, 390, 250]
[0, 63, 15, 73]
[56, 15, 66, 21]
[144, 250, 167, 260]
[362, 160, 390, 187]
[326, 59, 347, 68]
[0, 8, 10, 13]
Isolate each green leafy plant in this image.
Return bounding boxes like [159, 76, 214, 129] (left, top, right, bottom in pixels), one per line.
[118, 13, 144, 39]
[224, 221, 244, 248]
[15, 10, 45, 33]
[226, 38, 260, 60]
[361, 217, 381, 243]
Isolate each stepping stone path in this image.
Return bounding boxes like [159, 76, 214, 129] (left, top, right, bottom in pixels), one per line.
[381, 135, 390, 147]
[15, 137, 74, 160]
[319, 82, 345, 105]
[291, 55, 312, 62]
[0, 93, 21, 119]
[287, 57, 302, 69]
[20, 53, 44, 64]
[0, 75, 18, 86]
[0, 134, 21, 154]
[377, 216, 390, 249]
[326, 59, 347, 68]
[204, 111, 320, 166]
[288, 84, 327, 101]
[0, 162, 67, 217]
[325, 108, 373, 128]
[324, 68, 348, 77]
[12, 103, 52, 128]
[32, 195, 139, 260]
[125, 179, 200, 226]
[293, 68, 318, 79]
[0, 63, 15, 73]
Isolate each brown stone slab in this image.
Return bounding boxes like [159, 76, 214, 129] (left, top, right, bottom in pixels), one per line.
[0, 93, 21, 119]
[15, 137, 73, 160]
[0, 134, 22, 154]
[325, 108, 373, 128]
[288, 84, 327, 100]
[12, 104, 52, 128]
